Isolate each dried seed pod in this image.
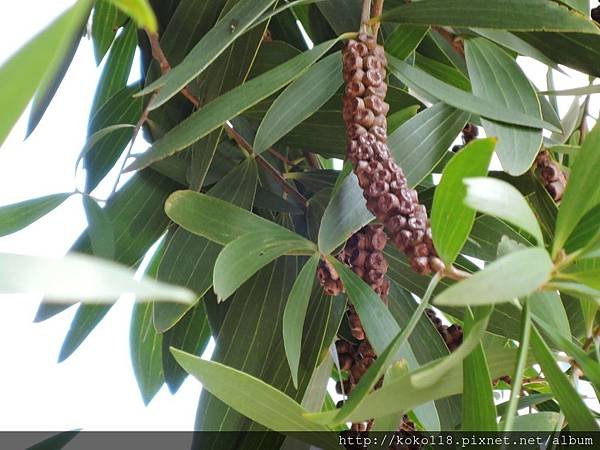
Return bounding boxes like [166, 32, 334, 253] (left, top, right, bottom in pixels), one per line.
[536, 150, 568, 202]
[343, 34, 446, 275]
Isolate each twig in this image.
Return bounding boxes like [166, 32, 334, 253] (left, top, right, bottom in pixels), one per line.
[434, 27, 465, 58]
[372, 0, 384, 37]
[361, 0, 373, 32]
[143, 29, 308, 206]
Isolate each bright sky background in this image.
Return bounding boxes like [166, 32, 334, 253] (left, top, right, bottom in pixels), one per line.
[0, 0, 598, 434]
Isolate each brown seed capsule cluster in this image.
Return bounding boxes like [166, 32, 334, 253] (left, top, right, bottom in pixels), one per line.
[343, 33, 444, 275]
[317, 259, 344, 296]
[425, 308, 463, 352]
[535, 150, 568, 202]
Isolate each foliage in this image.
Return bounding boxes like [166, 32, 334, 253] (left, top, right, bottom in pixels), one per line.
[2, 0, 600, 442]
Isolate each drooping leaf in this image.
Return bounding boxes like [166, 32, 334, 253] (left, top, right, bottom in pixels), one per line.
[127, 39, 339, 171]
[27, 431, 80, 450]
[553, 121, 600, 256]
[165, 191, 301, 246]
[0, 252, 193, 302]
[530, 326, 599, 431]
[0, 193, 71, 238]
[385, 25, 429, 60]
[84, 83, 143, 192]
[464, 177, 544, 246]
[462, 307, 497, 431]
[380, 0, 600, 34]
[0, 0, 92, 146]
[91, 1, 125, 64]
[283, 254, 320, 389]
[254, 52, 343, 155]
[139, 0, 278, 108]
[82, 195, 115, 259]
[434, 248, 553, 306]
[431, 138, 496, 264]
[213, 230, 317, 302]
[106, 0, 158, 32]
[171, 349, 336, 448]
[465, 37, 543, 175]
[318, 173, 373, 255]
[387, 102, 470, 187]
[387, 56, 559, 132]
[89, 22, 137, 119]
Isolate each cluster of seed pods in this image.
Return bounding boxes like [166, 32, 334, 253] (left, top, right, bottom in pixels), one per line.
[425, 309, 463, 352]
[535, 150, 568, 202]
[342, 32, 445, 275]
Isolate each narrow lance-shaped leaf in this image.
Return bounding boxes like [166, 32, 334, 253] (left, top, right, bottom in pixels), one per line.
[170, 349, 338, 450]
[387, 55, 559, 132]
[213, 230, 317, 302]
[127, 39, 339, 172]
[318, 172, 373, 255]
[139, 0, 278, 109]
[254, 52, 343, 154]
[82, 195, 115, 260]
[431, 138, 496, 265]
[283, 254, 320, 389]
[387, 102, 470, 187]
[91, 1, 125, 64]
[0, 252, 194, 303]
[553, 121, 600, 256]
[106, 0, 157, 32]
[380, 0, 600, 34]
[465, 37, 543, 175]
[462, 307, 497, 431]
[464, 177, 544, 246]
[0, 193, 71, 238]
[530, 326, 599, 431]
[434, 247, 553, 307]
[0, 0, 92, 146]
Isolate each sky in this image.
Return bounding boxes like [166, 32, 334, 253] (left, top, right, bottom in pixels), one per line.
[0, 0, 598, 435]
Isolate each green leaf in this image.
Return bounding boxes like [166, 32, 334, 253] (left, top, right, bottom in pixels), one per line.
[254, 52, 343, 154]
[415, 53, 471, 91]
[0, 252, 193, 303]
[27, 431, 80, 450]
[283, 254, 320, 389]
[318, 173, 373, 255]
[387, 105, 420, 134]
[106, 0, 157, 32]
[196, 258, 344, 446]
[139, 0, 278, 108]
[387, 102, 470, 187]
[463, 215, 533, 262]
[502, 302, 532, 432]
[306, 344, 525, 424]
[317, 273, 441, 427]
[161, 301, 211, 394]
[387, 55, 559, 132]
[91, 1, 125, 64]
[501, 412, 561, 432]
[431, 138, 496, 264]
[540, 84, 600, 96]
[0, 193, 71, 237]
[530, 325, 599, 431]
[153, 158, 258, 332]
[89, 22, 137, 117]
[171, 349, 336, 447]
[465, 37, 543, 175]
[464, 177, 544, 245]
[381, 0, 600, 34]
[165, 190, 299, 246]
[0, 0, 92, 146]
[130, 300, 164, 404]
[434, 248, 553, 306]
[213, 230, 317, 302]
[462, 307, 497, 431]
[84, 84, 143, 192]
[386, 25, 429, 60]
[127, 39, 339, 172]
[529, 291, 571, 340]
[82, 195, 115, 259]
[554, 121, 600, 256]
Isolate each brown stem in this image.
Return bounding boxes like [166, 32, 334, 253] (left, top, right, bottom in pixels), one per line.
[361, 0, 373, 32]
[144, 30, 307, 206]
[433, 27, 465, 58]
[372, 0, 384, 37]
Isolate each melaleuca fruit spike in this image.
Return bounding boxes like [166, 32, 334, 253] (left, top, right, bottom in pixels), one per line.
[342, 33, 445, 276]
[535, 150, 568, 202]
